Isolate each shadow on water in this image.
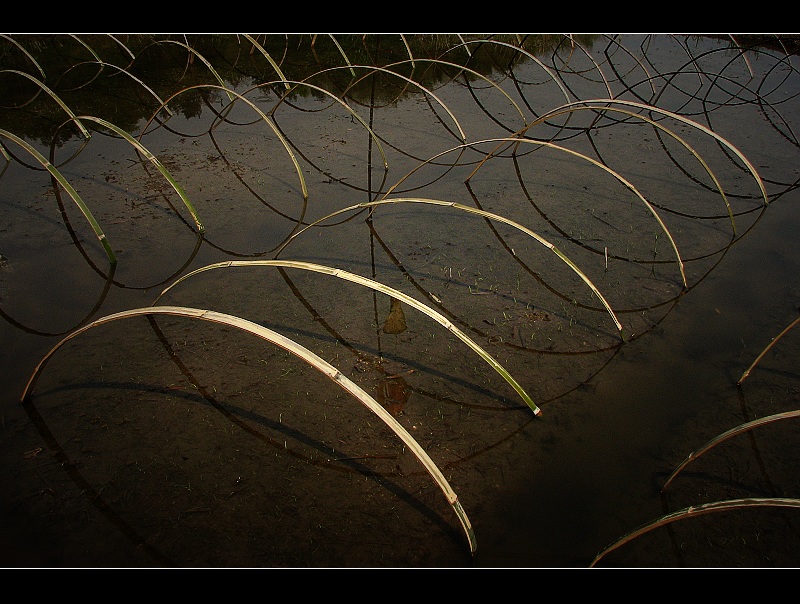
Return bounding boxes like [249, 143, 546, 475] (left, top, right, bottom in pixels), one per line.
[1, 34, 800, 567]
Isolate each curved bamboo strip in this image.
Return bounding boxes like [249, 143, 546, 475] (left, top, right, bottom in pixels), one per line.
[75, 116, 204, 235]
[530, 99, 770, 207]
[20, 305, 477, 555]
[0, 128, 116, 264]
[242, 34, 292, 89]
[661, 410, 800, 490]
[519, 103, 738, 236]
[590, 497, 800, 567]
[0, 70, 90, 137]
[737, 316, 800, 385]
[156, 39, 234, 102]
[153, 259, 542, 416]
[275, 198, 624, 339]
[465, 137, 689, 288]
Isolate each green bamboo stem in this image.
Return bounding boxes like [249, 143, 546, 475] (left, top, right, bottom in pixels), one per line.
[76, 116, 204, 234]
[0, 129, 116, 264]
[143, 84, 310, 202]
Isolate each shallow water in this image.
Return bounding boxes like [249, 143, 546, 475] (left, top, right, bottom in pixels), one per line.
[1, 34, 799, 567]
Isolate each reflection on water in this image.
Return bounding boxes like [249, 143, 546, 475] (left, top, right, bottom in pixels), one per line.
[1, 34, 799, 567]
[382, 298, 407, 335]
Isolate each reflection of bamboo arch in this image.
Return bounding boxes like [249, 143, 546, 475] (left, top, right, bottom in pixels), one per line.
[152, 260, 541, 416]
[662, 410, 800, 490]
[60, 60, 175, 116]
[141, 83, 308, 202]
[440, 37, 572, 107]
[537, 105, 739, 227]
[465, 136, 689, 287]
[68, 115, 204, 235]
[258, 79, 391, 167]
[317, 59, 529, 132]
[273, 199, 624, 339]
[365, 218, 627, 354]
[590, 497, 800, 567]
[287, 67, 467, 143]
[526, 99, 770, 208]
[606, 66, 800, 196]
[546, 35, 617, 100]
[1, 127, 205, 291]
[142, 81, 391, 201]
[241, 34, 291, 89]
[21, 305, 477, 556]
[464, 97, 769, 286]
[0, 128, 115, 263]
[0, 69, 90, 137]
[0, 264, 116, 337]
[151, 39, 234, 102]
[381, 133, 701, 283]
[0, 39, 47, 108]
[599, 35, 657, 101]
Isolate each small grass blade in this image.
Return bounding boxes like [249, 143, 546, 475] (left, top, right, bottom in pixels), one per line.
[153, 260, 542, 416]
[661, 410, 800, 491]
[590, 497, 800, 567]
[20, 305, 477, 555]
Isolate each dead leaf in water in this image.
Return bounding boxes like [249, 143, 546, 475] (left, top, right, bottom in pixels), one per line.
[383, 297, 407, 334]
